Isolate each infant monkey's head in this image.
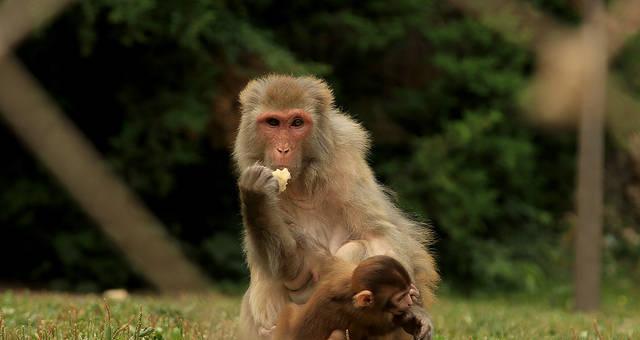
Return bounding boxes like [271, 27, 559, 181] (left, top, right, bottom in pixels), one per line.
[351, 255, 414, 316]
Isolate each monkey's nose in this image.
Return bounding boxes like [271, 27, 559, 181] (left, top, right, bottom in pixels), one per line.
[277, 147, 290, 154]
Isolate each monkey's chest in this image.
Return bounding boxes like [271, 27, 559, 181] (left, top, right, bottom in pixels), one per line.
[284, 210, 350, 305]
[285, 207, 351, 253]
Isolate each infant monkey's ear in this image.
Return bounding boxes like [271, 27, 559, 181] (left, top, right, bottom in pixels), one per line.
[272, 168, 291, 193]
[353, 290, 374, 308]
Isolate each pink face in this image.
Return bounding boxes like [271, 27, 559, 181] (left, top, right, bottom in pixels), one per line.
[257, 109, 313, 170]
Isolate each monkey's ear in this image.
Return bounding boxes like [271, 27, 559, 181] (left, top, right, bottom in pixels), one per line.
[238, 79, 262, 111]
[353, 290, 374, 308]
[300, 76, 334, 113]
[311, 78, 334, 111]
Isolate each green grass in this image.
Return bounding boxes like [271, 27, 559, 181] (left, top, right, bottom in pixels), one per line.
[0, 290, 639, 339]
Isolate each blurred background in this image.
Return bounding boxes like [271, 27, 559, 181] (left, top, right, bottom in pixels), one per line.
[0, 0, 639, 306]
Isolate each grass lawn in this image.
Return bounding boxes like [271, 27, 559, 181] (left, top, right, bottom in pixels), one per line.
[0, 289, 638, 339]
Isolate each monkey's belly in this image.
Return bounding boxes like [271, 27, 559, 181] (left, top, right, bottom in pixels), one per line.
[287, 276, 316, 304]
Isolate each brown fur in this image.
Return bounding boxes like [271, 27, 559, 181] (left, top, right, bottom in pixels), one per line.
[352, 256, 412, 295]
[274, 256, 412, 340]
[234, 74, 439, 340]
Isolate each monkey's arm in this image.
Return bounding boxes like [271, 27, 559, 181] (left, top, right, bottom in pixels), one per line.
[396, 306, 433, 340]
[239, 164, 305, 281]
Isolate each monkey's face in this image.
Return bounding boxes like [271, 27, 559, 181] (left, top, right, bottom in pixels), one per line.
[256, 108, 313, 175]
[353, 286, 413, 316]
[386, 288, 413, 315]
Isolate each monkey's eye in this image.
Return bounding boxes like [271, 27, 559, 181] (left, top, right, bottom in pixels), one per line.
[291, 118, 304, 127]
[266, 118, 280, 127]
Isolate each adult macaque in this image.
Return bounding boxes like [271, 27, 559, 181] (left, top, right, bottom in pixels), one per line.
[274, 255, 417, 340]
[234, 75, 438, 340]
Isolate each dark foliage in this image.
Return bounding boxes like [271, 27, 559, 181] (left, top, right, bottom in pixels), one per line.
[1, 0, 637, 292]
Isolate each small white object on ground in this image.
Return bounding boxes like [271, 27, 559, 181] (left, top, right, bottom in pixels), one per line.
[103, 288, 129, 301]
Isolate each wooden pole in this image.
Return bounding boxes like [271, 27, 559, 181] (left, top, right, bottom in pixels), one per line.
[575, 0, 607, 311]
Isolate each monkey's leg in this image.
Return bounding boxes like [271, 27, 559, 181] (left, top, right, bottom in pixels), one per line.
[238, 290, 267, 340]
[239, 278, 289, 340]
[411, 251, 438, 308]
[397, 251, 437, 340]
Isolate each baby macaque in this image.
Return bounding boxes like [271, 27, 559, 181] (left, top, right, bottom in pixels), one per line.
[274, 255, 415, 340]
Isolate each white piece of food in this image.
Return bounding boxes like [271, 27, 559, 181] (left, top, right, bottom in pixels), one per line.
[103, 288, 129, 301]
[272, 168, 291, 193]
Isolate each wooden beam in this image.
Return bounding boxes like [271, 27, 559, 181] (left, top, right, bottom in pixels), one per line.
[448, 0, 567, 48]
[0, 0, 75, 58]
[607, 0, 640, 56]
[0, 55, 211, 292]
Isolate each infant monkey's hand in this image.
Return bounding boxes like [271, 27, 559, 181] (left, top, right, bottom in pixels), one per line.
[272, 168, 291, 193]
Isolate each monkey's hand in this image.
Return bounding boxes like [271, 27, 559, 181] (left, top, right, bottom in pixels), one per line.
[239, 164, 279, 200]
[396, 306, 433, 340]
[409, 283, 421, 304]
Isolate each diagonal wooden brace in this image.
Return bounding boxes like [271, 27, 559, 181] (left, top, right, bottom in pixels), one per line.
[0, 55, 211, 292]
